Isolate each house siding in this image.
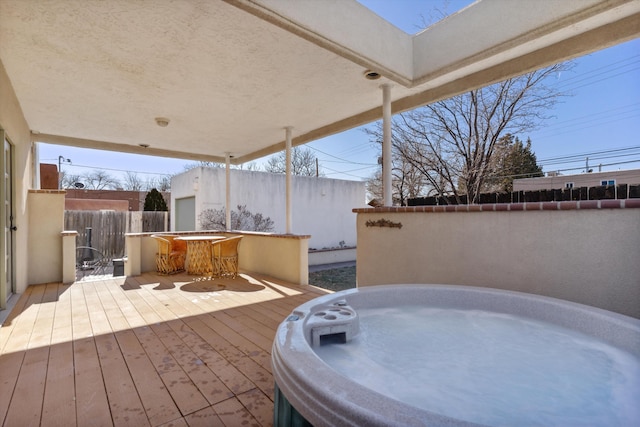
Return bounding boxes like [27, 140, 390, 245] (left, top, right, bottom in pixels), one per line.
[514, 169, 640, 192]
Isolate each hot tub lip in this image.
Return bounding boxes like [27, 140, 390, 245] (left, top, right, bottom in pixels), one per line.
[272, 284, 640, 427]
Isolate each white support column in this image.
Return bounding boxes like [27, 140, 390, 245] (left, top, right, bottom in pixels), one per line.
[225, 152, 231, 231]
[381, 84, 392, 206]
[285, 127, 293, 234]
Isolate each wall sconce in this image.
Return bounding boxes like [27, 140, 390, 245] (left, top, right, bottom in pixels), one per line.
[155, 117, 170, 127]
[193, 176, 199, 192]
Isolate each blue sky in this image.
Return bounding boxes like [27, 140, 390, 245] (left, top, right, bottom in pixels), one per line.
[39, 0, 640, 184]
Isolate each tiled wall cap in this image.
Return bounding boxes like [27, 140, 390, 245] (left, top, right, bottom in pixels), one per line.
[353, 200, 639, 213]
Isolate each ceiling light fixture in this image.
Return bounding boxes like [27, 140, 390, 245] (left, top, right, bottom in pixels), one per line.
[139, 143, 150, 148]
[363, 70, 381, 80]
[155, 117, 170, 127]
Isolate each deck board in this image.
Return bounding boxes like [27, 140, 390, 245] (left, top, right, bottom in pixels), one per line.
[41, 283, 76, 427]
[41, 340, 77, 427]
[95, 333, 151, 427]
[4, 346, 49, 427]
[237, 388, 274, 427]
[213, 397, 260, 427]
[0, 271, 330, 426]
[114, 329, 182, 426]
[0, 289, 31, 352]
[74, 336, 113, 427]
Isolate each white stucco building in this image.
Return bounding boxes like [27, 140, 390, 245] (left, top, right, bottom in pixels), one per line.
[171, 167, 366, 250]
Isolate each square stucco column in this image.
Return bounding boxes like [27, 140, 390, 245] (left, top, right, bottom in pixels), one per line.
[61, 231, 77, 283]
[124, 234, 141, 276]
[237, 233, 310, 285]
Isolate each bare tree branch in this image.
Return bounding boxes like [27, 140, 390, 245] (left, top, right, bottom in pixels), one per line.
[366, 62, 572, 204]
[264, 146, 323, 177]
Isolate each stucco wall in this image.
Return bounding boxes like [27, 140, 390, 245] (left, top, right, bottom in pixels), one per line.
[28, 191, 65, 285]
[65, 198, 129, 211]
[1, 57, 33, 294]
[171, 167, 366, 249]
[355, 201, 640, 318]
[125, 231, 310, 285]
[63, 188, 171, 211]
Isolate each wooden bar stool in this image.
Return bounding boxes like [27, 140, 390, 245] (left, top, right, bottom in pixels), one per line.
[151, 235, 186, 274]
[211, 236, 243, 278]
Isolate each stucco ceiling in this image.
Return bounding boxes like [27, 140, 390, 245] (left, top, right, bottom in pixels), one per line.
[1, 0, 638, 164]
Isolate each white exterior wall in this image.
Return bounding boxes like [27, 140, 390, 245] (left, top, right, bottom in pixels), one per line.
[171, 167, 366, 249]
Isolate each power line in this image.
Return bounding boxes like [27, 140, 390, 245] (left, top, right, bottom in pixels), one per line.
[319, 158, 377, 165]
[307, 145, 376, 166]
[322, 164, 377, 179]
[555, 57, 640, 90]
[549, 159, 640, 174]
[539, 103, 640, 128]
[541, 152, 640, 168]
[537, 145, 640, 163]
[46, 161, 177, 177]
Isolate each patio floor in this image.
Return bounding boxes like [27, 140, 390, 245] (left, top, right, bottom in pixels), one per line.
[0, 272, 331, 427]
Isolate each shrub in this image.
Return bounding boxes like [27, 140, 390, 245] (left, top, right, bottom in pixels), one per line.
[199, 205, 274, 232]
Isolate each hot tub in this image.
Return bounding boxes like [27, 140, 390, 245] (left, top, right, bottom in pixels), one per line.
[272, 284, 640, 426]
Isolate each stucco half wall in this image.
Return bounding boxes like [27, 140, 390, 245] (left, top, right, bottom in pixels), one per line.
[27, 190, 66, 285]
[355, 200, 640, 319]
[125, 231, 310, 286]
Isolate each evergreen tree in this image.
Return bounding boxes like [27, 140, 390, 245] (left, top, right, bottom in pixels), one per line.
[488, 134, 543, 192]
[143, 188, 168, 211]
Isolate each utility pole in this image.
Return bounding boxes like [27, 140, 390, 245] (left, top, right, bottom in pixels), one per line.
[58, 155, 71, 189]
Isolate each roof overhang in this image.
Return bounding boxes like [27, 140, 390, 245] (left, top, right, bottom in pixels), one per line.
[1, 0, 638, 164]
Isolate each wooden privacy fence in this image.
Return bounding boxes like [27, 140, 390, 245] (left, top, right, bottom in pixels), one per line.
[65, 211, 169, 259]
[408, 184, 640, 206]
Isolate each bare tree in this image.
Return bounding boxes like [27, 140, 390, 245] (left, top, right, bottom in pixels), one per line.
[182, 161, 222, 171]
[60, 172, 83, 189]
[264, 146, 322, 176]
[183, 160, 261, 173]
[145, 175, 172, 192]
[238, 162, 261, 171]
[366, 156, 428, 205]
[82, 170, 120, 190]
[369, 63, 571, 204]
[199, 205, 274, 232]
[122, 171, 144, 191]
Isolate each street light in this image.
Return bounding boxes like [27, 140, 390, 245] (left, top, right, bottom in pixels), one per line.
[58, 155, 71, 189]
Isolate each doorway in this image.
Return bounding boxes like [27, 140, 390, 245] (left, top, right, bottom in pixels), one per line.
[175, 196, 196, 231]
[1, 132, 15, 309]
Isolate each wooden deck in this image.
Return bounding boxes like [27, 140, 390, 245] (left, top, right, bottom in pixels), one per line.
[0, 272, 331, 427]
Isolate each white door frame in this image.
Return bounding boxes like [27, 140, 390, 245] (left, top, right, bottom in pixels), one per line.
[1, 131, 15, 309]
